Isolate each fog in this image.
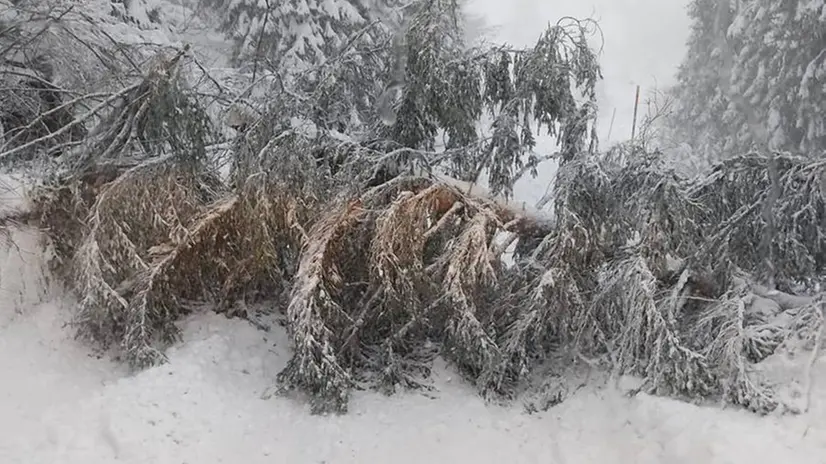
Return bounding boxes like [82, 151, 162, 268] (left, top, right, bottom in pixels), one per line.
[467, 0, 693, 204]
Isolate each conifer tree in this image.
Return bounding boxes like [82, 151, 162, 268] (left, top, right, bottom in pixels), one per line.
[667, 0, 734, 163]
[203, 0, 406, 132]
[203, 0, 380, 68]
[669, 0, 826, 162]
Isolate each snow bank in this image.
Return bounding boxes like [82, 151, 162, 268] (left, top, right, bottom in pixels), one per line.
[2, 285, 826, 463]
[0, 174, 50, 325]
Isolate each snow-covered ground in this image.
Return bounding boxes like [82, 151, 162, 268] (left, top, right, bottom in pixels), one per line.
[1, 207, 826, 463]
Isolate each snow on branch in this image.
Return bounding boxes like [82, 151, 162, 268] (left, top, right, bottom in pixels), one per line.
[7, 0, 826, 419]
[511, 147, 826, 414]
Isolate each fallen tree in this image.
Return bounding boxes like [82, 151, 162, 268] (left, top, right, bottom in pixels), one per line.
[523, 149, 826, 414]
[3, 0, 824, 418]
[22, 141, 826, 416]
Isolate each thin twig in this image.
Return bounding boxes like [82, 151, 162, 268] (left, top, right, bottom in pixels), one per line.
[0, 82, 141, 161]
[0, 90, 112, 151]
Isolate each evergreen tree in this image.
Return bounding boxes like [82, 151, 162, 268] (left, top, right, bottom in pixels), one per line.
[202, 0, 385, 69]
[729, 0, 826, 154]
[669, 0, 826, 162]
[203, 0, 405, 133]
[667, 0, 734, 164]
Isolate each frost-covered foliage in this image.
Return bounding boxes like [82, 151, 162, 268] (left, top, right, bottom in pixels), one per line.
[4, 0, 825, 419]
[0, 0, 213, 169]
[668, 0, 826, 163]
[201, 0, 406, 133]
[203, 0, 396, 70]
[270, 177, 551, 413]
[204, 0, 601, 197]
[0, 0, 230, 364]
[262, 144, 826, 415]
[0, 2, 99, 163]
[16, 42, 220, 365]
[383, 1, 601, 196]
[519, 148, 826, 414]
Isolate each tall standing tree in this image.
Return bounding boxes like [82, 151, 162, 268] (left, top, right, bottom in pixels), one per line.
[202, 0, 407, 133]
[202, 0, 387, 69]
[667, 0, 735, 164]
[668, 0, 826, 163]
[728, 0, 826, 154]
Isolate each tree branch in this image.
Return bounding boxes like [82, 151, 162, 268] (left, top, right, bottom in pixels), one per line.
[0, 82, 141, 161]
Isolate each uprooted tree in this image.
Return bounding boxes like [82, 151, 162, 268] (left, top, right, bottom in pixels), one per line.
[1, 0, 825, 416]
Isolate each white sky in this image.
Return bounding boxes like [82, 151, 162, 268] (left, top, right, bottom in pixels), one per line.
[466, 0, 693, 205]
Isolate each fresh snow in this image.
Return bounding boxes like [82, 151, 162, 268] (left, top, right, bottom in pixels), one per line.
[3, 295, 826, 463]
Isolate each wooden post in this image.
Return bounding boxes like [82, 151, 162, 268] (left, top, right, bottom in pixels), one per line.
[631, 85, 640, 141]
[606, 107, 617, 143]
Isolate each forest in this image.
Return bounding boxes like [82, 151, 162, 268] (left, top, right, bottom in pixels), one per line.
[0, 0, 824, 416]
